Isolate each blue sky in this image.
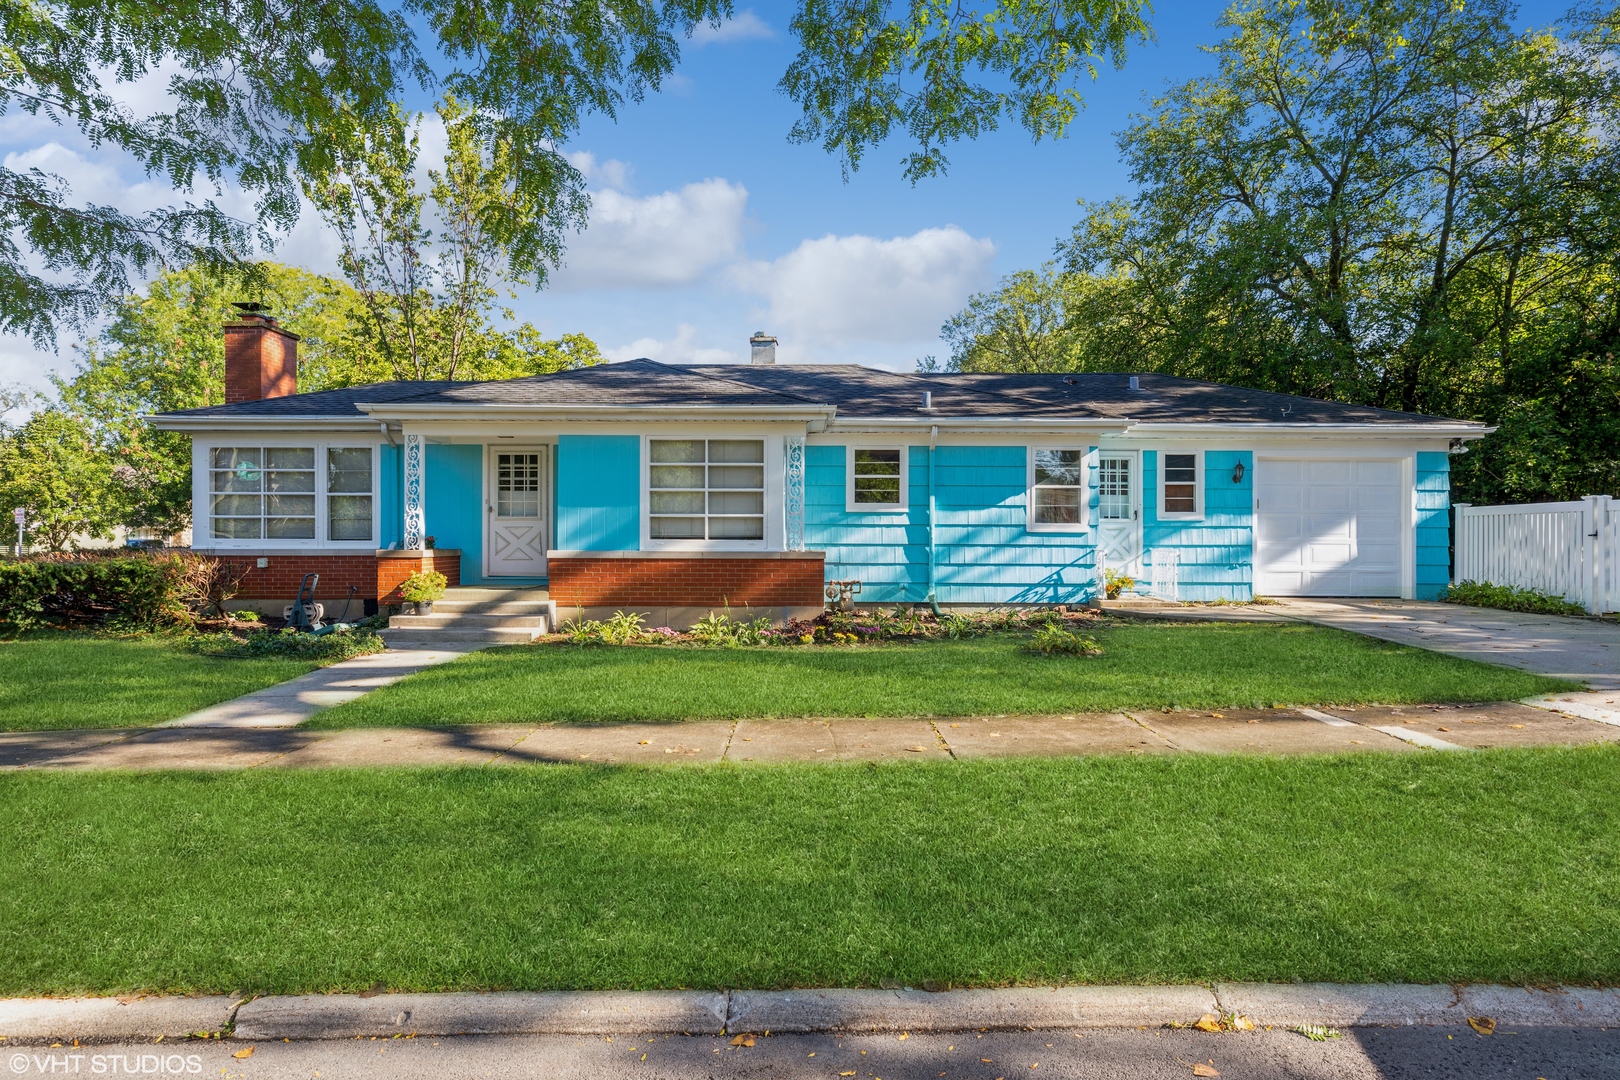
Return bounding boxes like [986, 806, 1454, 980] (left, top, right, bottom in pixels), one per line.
[0, 0, 1571, 393]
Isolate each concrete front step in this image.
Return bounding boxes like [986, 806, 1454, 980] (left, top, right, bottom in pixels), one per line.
[426, 600, 554, 616]
[379, 627, 544, 645]
[390, 613, 548, 630]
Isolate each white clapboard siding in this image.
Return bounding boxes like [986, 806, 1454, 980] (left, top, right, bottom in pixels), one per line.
[1453, 495, 1616, 613]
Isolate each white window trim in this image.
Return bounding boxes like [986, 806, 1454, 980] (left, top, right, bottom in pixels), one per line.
[193, 438, 380, 551]
[1156, 448, 1205, 521]
[1025, 445, 1091, 534]
[845, 446, 910, 514]
[639, 434, 780, 552]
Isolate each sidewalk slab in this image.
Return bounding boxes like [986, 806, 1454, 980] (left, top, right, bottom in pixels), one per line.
[160, 647, 474, 729]
[37, 729, 314, 771]
[0, 996, 237, 1039]
[233, 991, 727, 1039]
[1348, 702, 1620, 749]
[941, 714, 1174, 758]
[826, 719, 949, 761]
[0, 730, 142, 769]
[729, 719, 835, 761]
[1523, 690, 1620, 726]
[491, 723, 734, 765]
[1132, 709, 1415, 755]
[268, 726, 536, 769]
[1213, 983, 1464, 1027]
[725, 986, 1219, 1033]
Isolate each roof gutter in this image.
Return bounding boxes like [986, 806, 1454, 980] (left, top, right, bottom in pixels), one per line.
[358, 402, 840, 423]
[1122, 421, 1490, 438]
[145, 415, 387, 433]
[827, 417, 1129, 435]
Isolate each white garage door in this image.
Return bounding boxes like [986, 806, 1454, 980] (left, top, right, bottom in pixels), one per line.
[1254, 458, 1403, 596]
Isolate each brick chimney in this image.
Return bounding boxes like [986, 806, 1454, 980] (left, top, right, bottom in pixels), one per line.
[749, 331, 777, 365]
[224, 306, 299, 403]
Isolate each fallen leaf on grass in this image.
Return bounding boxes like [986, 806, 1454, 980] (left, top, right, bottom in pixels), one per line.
[1468, 1016, 1496, 1035]
[232, 1047, 254, 1059]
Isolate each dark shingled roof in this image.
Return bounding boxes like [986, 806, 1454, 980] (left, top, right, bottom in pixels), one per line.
[155, 359, 1467, 425]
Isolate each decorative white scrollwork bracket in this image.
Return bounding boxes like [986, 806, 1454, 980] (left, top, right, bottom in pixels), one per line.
[785, 435, 806, 551]
[404, 433, 425, 550]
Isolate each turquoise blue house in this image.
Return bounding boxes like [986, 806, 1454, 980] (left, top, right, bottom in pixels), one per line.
[154, 319, 1485, 620]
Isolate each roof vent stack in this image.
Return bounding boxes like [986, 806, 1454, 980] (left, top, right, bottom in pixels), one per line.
[1128, 375, 1140, 391]
[749, 331, 777, 365]
[921, 390, 933, 411]
[224, 302, 299, 403]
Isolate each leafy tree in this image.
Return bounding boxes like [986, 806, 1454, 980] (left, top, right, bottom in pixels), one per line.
[946, 0, 1620, 502]
[4, 1, 1153, 345]
[0, 409, 119, 550]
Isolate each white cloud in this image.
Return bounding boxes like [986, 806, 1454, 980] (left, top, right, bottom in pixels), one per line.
[566, 150, 634, 192]
[737, 227, 996, 346]
[553, 178, 749, 290]
[603, 323, 737, 364]
[690, 10, 776, 46]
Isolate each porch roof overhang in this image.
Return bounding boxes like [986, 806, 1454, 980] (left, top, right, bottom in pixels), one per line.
[144, 414, 386, 433]
[357, 402, 840, 424]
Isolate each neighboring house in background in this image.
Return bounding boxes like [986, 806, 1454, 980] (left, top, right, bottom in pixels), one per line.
[149, 316, 1486, 624]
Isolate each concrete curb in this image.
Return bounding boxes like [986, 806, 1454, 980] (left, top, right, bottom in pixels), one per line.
[232, 991, 727, 1039]
[0, 996, 237, 1039]
[7, 985, 1620, 1042]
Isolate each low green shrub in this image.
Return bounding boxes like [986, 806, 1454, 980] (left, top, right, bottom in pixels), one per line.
[182, 626, 384, 662]
[0, 553, 187, 633]
[1023, 624, 1104, 656]
[1442, 580, 1590, 617]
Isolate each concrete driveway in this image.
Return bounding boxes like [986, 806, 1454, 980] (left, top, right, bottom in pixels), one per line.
[1273, 598, 1620, 690]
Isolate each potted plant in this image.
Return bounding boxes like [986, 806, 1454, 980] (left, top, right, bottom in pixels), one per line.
[399, 570, 447, 615]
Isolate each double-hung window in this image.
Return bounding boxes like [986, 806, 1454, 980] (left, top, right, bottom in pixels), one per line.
[1029, 449, 1086, 528]
[649, 439, 765, 541]
[208, 446, 373, 543]
[846, 448, 906, 511]
[1160, 451, 1202, 517]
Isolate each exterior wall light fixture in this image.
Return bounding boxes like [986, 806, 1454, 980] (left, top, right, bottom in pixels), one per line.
[1232, 461, 1246, 483]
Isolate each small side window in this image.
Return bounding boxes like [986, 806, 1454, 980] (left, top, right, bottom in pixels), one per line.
[850, 448, 905, 509]
[1030, 449, 1086, 527]
[1163, 452, 1199, 515]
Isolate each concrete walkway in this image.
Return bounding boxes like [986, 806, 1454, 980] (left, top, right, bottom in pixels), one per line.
[1272, 597, 1620, 690]
[6, 701, 1618, 771]
[159, 645, 474, 729]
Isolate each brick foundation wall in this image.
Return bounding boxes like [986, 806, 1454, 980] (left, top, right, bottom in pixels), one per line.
[547, 552, 826, 607]
[194, 550, 460, 605]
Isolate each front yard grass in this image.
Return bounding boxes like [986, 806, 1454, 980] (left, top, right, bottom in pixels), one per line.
[0, 634, 321, 731]
[314, 622, 1569, 728]
[2, 746, 1616, 994]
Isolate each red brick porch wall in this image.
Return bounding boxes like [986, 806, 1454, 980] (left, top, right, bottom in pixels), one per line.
[194, 550, 460, 604]
[547, 552, 825, 607]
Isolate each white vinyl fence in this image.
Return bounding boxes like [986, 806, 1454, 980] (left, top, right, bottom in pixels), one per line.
[1453, 495, 1618, 614]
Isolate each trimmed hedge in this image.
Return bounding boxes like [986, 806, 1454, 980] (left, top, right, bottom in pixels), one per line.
[0, 553, 187, 632]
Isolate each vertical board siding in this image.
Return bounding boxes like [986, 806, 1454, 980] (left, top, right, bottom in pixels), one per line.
[423, 444, 485, 582]
[378, 442, 403, 550]
[557, 434, 641, 551]
[1415, 451, 1451, 600]
[804, 444, 1098, 605]
[1140, 449, 1254, 602]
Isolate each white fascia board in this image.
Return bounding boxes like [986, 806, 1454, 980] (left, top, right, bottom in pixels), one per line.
[826, 417, 1129, 435]
[1123, 421, 1490, 439]
[145, 414, 382, 433]
[358, 402, 839, 423]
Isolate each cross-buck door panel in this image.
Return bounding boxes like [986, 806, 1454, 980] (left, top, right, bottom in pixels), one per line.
[488, 447, 548, 577]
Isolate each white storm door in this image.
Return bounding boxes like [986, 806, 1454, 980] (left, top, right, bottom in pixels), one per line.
[487, 447, 548, 577]
[1254, 458, 1402, 596]
[1096, 451, 1142, 575]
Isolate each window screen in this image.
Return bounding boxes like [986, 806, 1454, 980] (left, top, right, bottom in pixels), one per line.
[1164, 453, 1198, 514]
[210, 447, 315, 539]
[649, 439, 765, 540]
[853, 449, 903, 505]
[1031, 449, 1085, 525]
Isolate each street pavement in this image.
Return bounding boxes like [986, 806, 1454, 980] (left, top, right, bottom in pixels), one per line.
[9, 1027, 1616, 1079]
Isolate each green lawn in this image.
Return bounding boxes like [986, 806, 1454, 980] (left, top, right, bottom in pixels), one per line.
[315, 622, 1569, 728]
[0, 635, 321, 731]
[2, 747, 1617, 994]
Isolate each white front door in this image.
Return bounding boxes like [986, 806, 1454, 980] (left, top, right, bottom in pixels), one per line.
[1254, 458, 1403, 596]
[1097, 451, 1142, 576]
[487, 447, 549, 577]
